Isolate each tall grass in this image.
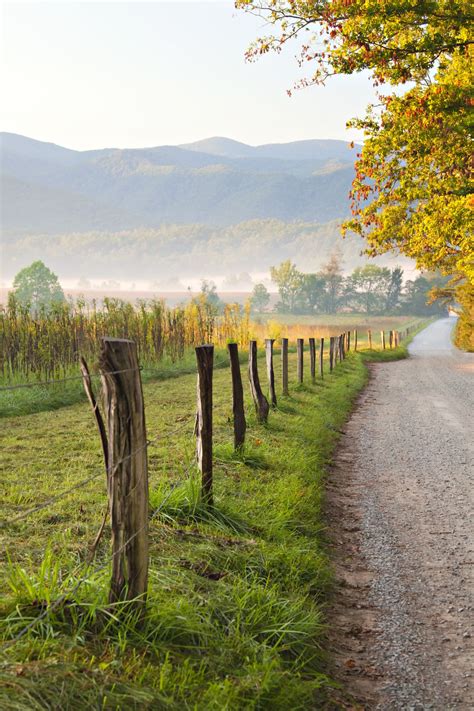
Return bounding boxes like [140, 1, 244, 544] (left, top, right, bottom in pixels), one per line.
[0, 295, 250, 383]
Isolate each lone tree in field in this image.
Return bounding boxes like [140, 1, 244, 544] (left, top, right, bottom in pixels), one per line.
[250, 283, 271, 312]
[13, 261, 65, 313]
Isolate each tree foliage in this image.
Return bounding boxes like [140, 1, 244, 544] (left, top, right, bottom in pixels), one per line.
[345, 51, 473, 283]
[347, 265, 391, 314]
[269, 259, 439, 315]
[237, 1, 474, 290]
[270, 260, 304, 311]
[250, 283, 271, 311]
[12, 261, 65, 313]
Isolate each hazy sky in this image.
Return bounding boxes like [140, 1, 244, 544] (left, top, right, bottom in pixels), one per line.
[1, 0, 377, 150]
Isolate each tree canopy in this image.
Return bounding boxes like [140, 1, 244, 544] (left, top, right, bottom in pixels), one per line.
[12, 261, 65, 313]
[236, 1, 473, 284]
[250, 283, 271, 311]
[269, 258, 443, 315]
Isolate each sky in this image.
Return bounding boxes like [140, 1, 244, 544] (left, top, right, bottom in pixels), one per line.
[1, 0, 378, 150]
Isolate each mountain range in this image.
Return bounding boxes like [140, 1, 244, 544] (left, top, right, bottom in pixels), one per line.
[1, 133, 408, 283]
[1, 133, 356, 234]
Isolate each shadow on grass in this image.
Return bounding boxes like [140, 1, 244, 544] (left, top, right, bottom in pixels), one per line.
[214, 442, 269, 470]
[150, 475, 253, 536]
[274, 400, 299, 415]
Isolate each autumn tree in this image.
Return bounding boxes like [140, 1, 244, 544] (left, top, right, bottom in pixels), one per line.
[237, 1, 473, 339]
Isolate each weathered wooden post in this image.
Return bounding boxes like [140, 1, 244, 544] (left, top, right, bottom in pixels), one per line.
[297, 338, 304, 383]
[368, 329, 372, 349]
[334, 336, 339, 365]
[353, 330, 358, 351]
[319, 338, 324, 378]
[381, 331, 386, 350]
[309, 337, 316, 380]
[265, 338, 277, 407]
[389, 330, 394, 349]
[227, 343, 246, 449]
[329, 336, 335, 371]
[249, 340, 269, 423]
[100, 337, 149, 606]
[340, 333, 345, 361]
[195, 345, 214, 505]
[346, 330, 351, 352]
[281, 337, 289, 396]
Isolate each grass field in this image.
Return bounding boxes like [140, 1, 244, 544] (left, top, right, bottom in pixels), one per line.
[252, 313, 420, 343]
[0, 325, 425, 709]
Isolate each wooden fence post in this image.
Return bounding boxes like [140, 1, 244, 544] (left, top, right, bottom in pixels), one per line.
[368, 329, 372, 349]
[195, 345, 214, 505]
[353, 330, 358, 351]
[346, 330, 351, 352]
[249, 340, 269, 423]
[340, 333, 345, 360]
[389, 330, 394, 349]
[309, 337, 316, 380]
[297, 338, 304, 383]
[319, 338, 324, 378]
[227, 343, 246, 449]
[381, 331, 386, 349]
[281, 338, 289, 396]
[100, 337, 149, 607]
[334, 336, 339, 365]
[329, 336, 335, 371]
[265, 338, 277, 407]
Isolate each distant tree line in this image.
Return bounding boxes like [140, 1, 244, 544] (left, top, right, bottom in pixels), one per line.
[250, 256, 448, 316]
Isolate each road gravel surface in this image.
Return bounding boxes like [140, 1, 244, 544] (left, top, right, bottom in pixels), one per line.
[327, 318, 473, 709]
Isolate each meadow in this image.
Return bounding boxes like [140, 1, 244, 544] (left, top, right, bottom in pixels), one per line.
[0, 322, 426, 710]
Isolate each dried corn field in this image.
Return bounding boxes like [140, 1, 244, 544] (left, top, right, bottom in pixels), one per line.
[0, 295, 251, 383]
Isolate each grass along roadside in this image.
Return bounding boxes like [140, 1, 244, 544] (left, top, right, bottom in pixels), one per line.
[0, 328, 424, 709]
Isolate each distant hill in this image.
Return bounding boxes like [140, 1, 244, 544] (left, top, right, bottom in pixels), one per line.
[180, 136, 358, 162]
[1, 133, 356, 233]
[0, 133, 409, 283]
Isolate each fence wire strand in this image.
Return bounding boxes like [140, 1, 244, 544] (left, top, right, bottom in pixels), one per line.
[0, 366, 142, 392]
[6, 456, 197, 646]
[2, 417, 195, 528]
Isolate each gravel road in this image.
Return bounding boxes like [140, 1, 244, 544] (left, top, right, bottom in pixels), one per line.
[327, 318, 473, 709]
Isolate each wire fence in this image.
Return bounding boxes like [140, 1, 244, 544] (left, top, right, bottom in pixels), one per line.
[1, 329, 408, 647]
[3, 418, 194, 526]
[8, 457, 196, 646]
[0, 354, 234, 392]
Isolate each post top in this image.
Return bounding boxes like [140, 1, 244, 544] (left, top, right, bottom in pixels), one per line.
[101, 337, 135, 344]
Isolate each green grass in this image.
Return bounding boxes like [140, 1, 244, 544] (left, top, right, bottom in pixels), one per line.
[253, 312, 421, 329]
[0, 348, 234, 419]
[0, 328, 425, 709]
